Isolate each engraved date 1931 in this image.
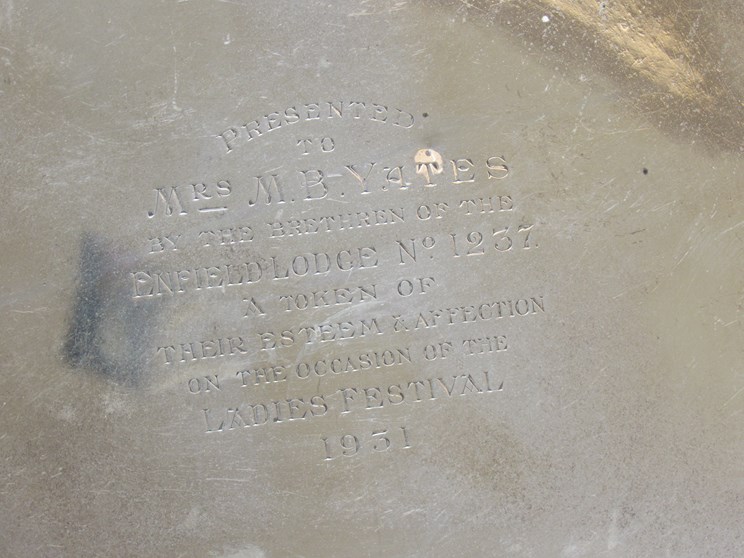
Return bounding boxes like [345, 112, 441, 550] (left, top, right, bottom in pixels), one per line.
[321, 426, 412, 461]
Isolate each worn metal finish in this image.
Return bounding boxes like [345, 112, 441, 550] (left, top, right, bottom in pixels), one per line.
[1, 1, 742, 556]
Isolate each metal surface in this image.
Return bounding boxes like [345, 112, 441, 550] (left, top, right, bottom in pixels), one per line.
[1, 1, 743, 556]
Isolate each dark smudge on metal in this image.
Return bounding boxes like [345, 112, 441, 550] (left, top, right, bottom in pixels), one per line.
[64, 233, 151, 386]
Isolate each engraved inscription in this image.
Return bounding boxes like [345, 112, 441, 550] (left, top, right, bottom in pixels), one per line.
[217, 101, 415, 153]
[278, 284, 378, 312]
[322, 426, 412, 461]
[201, 370, 503, 433]
[128, 100, 551, 462]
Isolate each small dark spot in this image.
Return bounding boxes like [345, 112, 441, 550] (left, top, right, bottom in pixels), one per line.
[422, 112, 429, 118]
[642, 168, 649, 175]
